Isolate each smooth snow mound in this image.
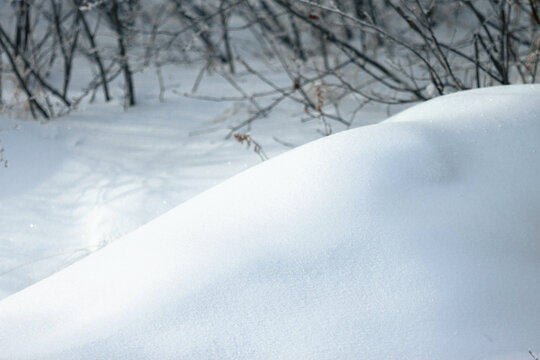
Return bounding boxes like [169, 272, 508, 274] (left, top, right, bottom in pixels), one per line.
[0, 85, 539, 359]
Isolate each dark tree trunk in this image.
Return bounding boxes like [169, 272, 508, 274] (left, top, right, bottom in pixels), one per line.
[77, 5, 111, 102]
[110, 0, 136, 106]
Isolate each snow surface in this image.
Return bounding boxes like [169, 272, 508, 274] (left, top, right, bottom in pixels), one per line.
[0, 66, 379, 300]
[0, 99, 260, 299]
[0, 85, 539, 359]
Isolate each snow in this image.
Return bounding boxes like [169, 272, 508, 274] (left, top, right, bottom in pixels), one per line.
[0, 85, 539, 359]
[0, 66, 376, 300]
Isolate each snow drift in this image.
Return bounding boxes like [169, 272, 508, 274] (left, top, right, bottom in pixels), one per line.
[0, 85, 539, 359]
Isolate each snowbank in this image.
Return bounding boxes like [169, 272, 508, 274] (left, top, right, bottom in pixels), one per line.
[0, 85, 539, 359]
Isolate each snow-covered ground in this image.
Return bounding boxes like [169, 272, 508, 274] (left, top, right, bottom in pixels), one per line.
[0, 66, 385, 300]
[0, 85, 538, 359]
